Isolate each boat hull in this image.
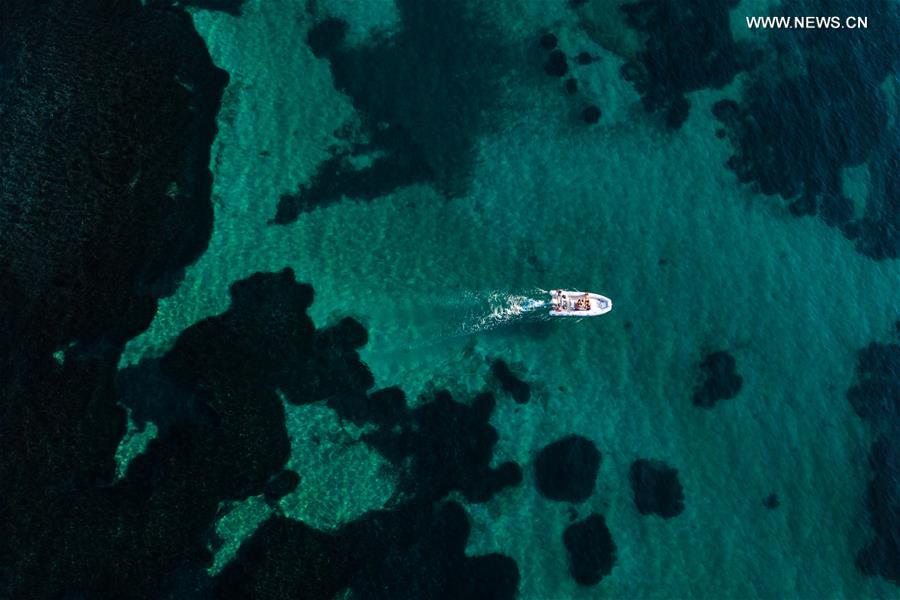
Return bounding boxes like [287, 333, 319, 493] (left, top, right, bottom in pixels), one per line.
[548, 290, 612, 317]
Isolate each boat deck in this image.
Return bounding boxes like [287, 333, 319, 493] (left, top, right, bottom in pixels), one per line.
[549, 290, 612, 317]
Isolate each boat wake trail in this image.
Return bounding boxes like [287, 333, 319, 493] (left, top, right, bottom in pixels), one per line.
[455, 289, 550, 335]
[365, 289, 553, 359]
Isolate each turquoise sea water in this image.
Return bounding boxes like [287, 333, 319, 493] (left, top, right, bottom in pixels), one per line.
[119, 1, 899, 597]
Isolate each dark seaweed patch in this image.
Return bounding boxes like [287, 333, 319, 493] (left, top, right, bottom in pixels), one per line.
[214, 501, 520, 600]
[563, 514, 617, 585]
[544, 50, 570, 77]
[275, 0, 513, 223]
[1, 269, 325, 597]
[575, 51, 593, 65]
[361, 390, 523, 503]
[534, 435, 601, 503]
[3, 262, 522, 597]
[274, 126, 433, 221]
[714, 0, 900, 260]
[847, 343, 900, 423]
[847, 341, 900, 585]
[540, 33, 559, 50]
[148, 0, 246, 16]
[620, 0, 755, 128]
[307, 17, 349, 57]
[490, 358, 531, 404]
[582, 105, 602, 124]
[327, 385, 407, 428]
[692, 350, 743, 408]
[629, 459, 685, 518]
[855, 436, 900, 584]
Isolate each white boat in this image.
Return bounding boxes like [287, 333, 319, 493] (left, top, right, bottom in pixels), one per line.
[548, 289, 612, 317]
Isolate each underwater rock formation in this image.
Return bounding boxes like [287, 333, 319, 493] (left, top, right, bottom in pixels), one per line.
[629, 459, 685, 518]
[534, 435, 601, 503]
[490, 359, 531, 404]
[275, 0, 513, 223]
[563, 514, 618, 585]
[692, 350, 743, 408]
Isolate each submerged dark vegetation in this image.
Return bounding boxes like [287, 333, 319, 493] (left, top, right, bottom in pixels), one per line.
[709, 0, 900, 260]
[578, 0, 899, 260]
[273, 0, 512, 224]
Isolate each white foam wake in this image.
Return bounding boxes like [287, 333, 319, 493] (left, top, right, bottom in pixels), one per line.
[456, 289, 549, 335]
